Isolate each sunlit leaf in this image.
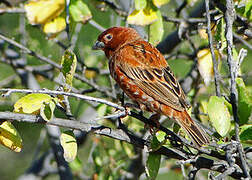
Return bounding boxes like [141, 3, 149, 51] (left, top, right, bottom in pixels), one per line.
[149, 10, 163, 46]
[208, 96, 231, 137]
[25, 0, 65, 25]
[70, 0, 92, 23]
[43, 16, 66, 34]
[127, 2, 158, 26]
[14, 94, 53, 114]
[156, 130, 166, 142]
[197, 48, 220, 86]
[135, 0, 147, 10]
[61, 50, 77, 92]
[198, 23, 216, 40]
[152, 0, 170, 8]
[40, 100, 55, 121]
[0, 121, 22, 152]
[199, 101, 209, 124]
[240, 124, 252, 141]
[60, 130, 77, 162]
[236, 78, 252, 124]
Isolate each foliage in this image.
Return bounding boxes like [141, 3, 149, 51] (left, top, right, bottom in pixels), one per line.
[0, 0, 251, 180]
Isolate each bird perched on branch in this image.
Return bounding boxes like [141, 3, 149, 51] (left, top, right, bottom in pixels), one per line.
[93, 27, 209, 147]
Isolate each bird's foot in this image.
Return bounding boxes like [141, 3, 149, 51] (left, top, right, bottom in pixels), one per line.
[146, 113, 161, 135]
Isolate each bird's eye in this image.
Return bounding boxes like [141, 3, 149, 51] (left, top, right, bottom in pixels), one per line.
[105, 34, 113, 41]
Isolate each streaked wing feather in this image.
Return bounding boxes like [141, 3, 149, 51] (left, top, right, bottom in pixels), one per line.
[121, 63, 188, 111]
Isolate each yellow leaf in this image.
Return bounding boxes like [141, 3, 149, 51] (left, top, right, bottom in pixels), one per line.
[127, 3, 158, 26]
[60, 131, 77, 162]
[198, 23, 217, 39]
[84, 69, 97, 79]
[152, 0, 170, 8]
[43, 16, 66, 34]
[14, 94, 53, 114]
[0, 121, 22, 152]
[25, 0, 65, 25]
[197, 49, 220, 86]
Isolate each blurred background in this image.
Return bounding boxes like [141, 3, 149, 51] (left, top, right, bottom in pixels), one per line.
[0, 0, 251, 179]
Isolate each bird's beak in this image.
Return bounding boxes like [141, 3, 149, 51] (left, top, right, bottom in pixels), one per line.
[92, 41, 105, 50]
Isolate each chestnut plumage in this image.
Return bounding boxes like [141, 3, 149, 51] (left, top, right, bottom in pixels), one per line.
[93, 27, 209, 147]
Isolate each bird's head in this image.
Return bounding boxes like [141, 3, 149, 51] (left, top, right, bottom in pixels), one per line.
[92, 27, 141, 58]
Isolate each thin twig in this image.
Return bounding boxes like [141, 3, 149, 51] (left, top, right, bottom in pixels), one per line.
[233, 33, 252, 50]
[205, 0, 221, 97]
[65, 0, 71, 42]
[101, 0, 127, 17]
[0, 33, 113, 97]
[0, 7, 25, 14]
[162, 16, 206, 24]
[0, 88, 123, 110]
[70, 23, 82, 50]
[89, 20, 106, 32]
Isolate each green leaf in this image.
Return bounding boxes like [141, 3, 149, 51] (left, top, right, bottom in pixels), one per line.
[69, 156, 82, 172]
[135, 0, 147, 10]
[146, 152, 161, 179]
[61, 49, 77, 92]
[152, 0, 170, 8]
[236, 78, 252, 124]
[0, 121, 22, 152]
[151, 135, 160, 150]
[145, 135, 161, 179]
[240, 124, 252, 141]
[14, 94, 53, 114]
[60, 130, 77, 162]
[215, 17, 226, 49]
[244, 0, 252, 20]
[40, 100, 55, 121]
[208, 96, 231, 137]
[149, 10, 163, 46]
[156, 130, 166, 142]
[97, 104, 107, 117]
[69, 0, 92, 23]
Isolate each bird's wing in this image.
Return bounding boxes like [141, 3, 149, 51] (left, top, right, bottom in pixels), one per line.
[116, 42, 190, 111]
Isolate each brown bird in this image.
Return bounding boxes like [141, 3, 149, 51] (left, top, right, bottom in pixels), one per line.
[93, 27, 209, 147]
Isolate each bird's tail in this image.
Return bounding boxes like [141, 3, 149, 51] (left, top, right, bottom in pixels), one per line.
[161, 105, 209, 147]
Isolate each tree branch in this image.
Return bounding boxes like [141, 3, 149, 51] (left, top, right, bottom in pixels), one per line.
[224, 0, 251, 178]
